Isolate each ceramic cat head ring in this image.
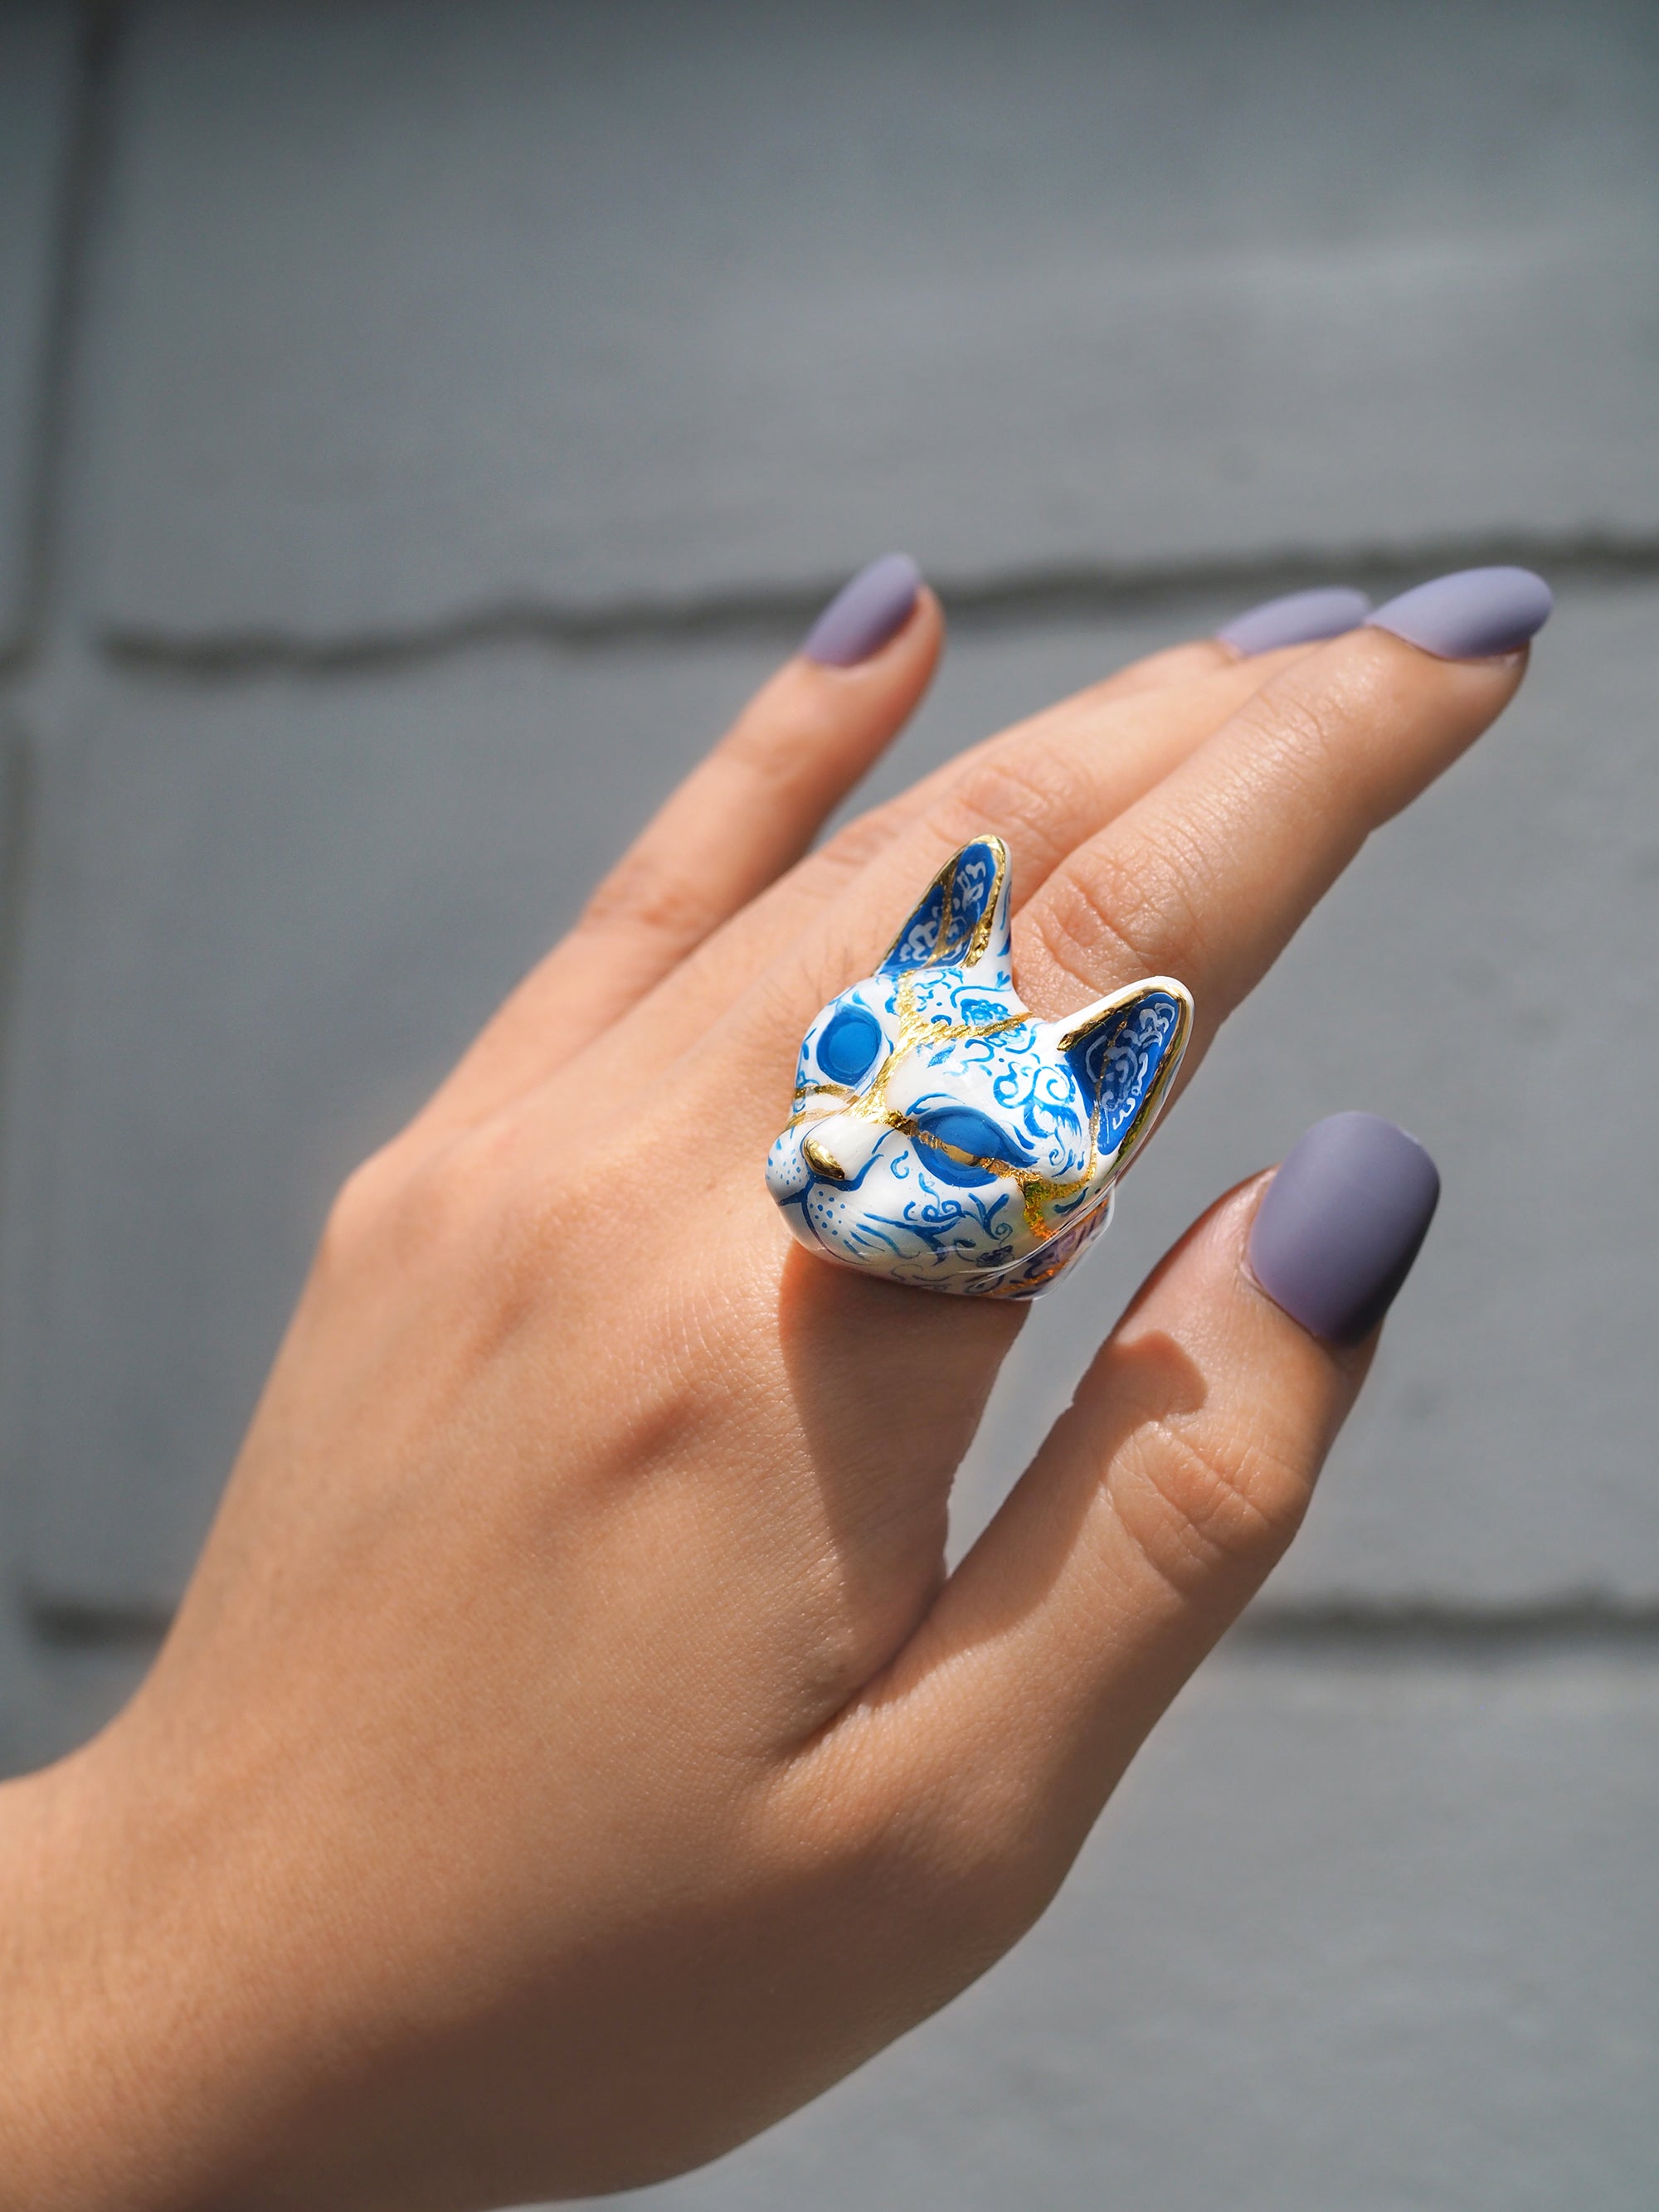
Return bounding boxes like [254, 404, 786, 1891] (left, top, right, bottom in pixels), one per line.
[766, 836, 1192, 1298]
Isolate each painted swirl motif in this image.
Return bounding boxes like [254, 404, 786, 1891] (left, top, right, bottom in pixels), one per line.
[766, 837, 1193, 1298]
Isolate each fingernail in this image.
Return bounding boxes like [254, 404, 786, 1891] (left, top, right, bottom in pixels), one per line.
[1216, 586, 1371, 655]
[1366, 566, 1553, 660]
[802, 552, 922, 667]
[1248, 1111, 1440, 1347]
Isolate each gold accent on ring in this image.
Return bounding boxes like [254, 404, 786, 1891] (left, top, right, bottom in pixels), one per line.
[801, 1131, 844, 1182]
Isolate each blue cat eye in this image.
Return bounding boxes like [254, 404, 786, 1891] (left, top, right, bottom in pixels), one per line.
[816, 1004, 883, 1087]
[911, 1106, 1024, 1186]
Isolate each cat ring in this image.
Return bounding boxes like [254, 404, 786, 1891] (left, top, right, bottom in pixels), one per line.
[766, 836, 1192, 1298]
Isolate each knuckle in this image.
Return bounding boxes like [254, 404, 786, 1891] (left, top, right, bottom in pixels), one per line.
[720, 698, 825, 785]
[1113, 1412, 1311, 1597]
[1231, 679, 1357, 804]
[319, 1139, 415, 1265]
[812, 802, 905, 881]
[939, 741, 1091, 859]
[1029, 847, 1161, 985]
[1032, 824, 1215, 999]
[320, 1119, 530, 1284]
[578, 850, 717, 950]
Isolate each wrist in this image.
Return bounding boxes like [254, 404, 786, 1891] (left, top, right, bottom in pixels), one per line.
[0, 1747, 135, 2207]
[0, 1727, 268, 2211]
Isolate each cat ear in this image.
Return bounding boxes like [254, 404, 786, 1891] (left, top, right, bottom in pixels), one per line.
[1049, 978, 1194, 1172]
[877, 836, 1013, 985]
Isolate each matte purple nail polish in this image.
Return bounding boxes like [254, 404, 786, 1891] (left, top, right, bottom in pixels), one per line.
[1248, 1111, 1440, 1347]
[802, 553, 922, 667]
[1217, 586, 1370, 655]
[1367, 566, 1552, 660]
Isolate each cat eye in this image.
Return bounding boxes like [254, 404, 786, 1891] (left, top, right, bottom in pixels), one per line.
[909, 1106, 1027, 1186]
[815, 1004, 884, 1087]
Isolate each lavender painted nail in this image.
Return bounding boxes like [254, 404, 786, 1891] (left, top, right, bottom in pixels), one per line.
[1367, 566, 1552, 660]
[802, 552, 922, 667]
[1248, 1111, 1440, 1347]
[1217, 586, 1370, 655]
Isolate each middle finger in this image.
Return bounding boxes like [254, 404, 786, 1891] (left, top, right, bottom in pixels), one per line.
[569, 639, 1329, 1107]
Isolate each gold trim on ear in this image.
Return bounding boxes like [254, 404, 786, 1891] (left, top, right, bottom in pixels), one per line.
[878, 834, 1010, 974]
[1053, 975, 1194, 1176]
[960, 836, 1010, 971]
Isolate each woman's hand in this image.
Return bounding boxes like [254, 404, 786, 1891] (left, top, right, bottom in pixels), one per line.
[0, 562, 1546, 2211]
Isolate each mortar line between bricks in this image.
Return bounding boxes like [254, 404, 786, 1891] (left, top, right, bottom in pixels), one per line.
[1233, 1602, 1659, 1662]
[6, 0, 124, 675]
[29, 1596, 1659, 1659]
[93, 530, 1659, 683]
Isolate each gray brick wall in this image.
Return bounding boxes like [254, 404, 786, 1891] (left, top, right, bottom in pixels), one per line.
[2, 3, 1656, 2205]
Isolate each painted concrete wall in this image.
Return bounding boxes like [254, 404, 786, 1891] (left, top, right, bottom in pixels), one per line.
[1, 5, 1656, 2205]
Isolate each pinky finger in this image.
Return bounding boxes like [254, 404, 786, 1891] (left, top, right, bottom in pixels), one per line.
[425, 559, 942, 1128]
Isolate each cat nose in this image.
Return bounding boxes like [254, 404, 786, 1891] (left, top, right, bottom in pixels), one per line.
[800, 1111, 883, 1185]
[801, 1131, 845, 1182]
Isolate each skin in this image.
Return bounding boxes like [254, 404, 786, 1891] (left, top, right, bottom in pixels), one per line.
[0, 594, 1528, 2210]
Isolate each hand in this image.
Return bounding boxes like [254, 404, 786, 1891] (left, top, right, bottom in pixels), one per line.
[0, 565, 1544, 2210]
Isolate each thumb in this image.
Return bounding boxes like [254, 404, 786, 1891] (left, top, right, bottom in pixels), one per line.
[854, 1111, 1440, 1908]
